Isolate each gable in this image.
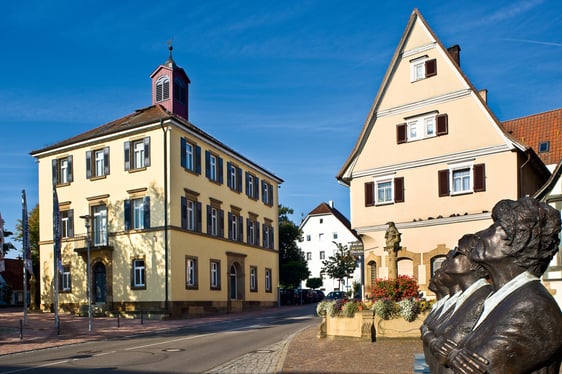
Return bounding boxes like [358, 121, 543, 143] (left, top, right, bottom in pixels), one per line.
[337, 8, 523, 184]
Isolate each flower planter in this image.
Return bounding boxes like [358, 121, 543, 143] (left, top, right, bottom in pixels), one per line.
[374, 312, 426, 339]
[324, 310, 375, 339]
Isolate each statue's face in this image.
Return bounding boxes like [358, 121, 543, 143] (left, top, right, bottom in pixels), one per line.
[471, 222, 510, 265]
[442, 249, 472, 276]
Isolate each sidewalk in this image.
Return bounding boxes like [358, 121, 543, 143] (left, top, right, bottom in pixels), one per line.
[0, 307, 424, 373]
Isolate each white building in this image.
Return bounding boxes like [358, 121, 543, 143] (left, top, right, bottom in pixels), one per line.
[299, 201, 362, 294]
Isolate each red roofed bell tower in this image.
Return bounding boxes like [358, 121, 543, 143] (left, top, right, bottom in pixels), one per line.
[150, 44, 190, 121]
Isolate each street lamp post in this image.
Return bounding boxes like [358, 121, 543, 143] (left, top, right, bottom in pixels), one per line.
[80, 214, 93, 333]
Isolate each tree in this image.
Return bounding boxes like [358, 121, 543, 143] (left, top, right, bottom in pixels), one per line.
[279, 205, 309, 288]
[321, 242, 357, 290]
[306, 277, 323, 290]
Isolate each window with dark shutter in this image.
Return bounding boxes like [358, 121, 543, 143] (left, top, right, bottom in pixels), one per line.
[473, 164, 486, 192]
[425, 59, 437, 78]
[365, 182, 374, 206]
[396, 123, 407, 144]
[438, 169, 450, 197]
[394, 177, 405, 203]
[436, 114, 448, 136]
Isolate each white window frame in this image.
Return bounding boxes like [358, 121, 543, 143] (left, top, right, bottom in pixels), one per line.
[94, 149, 105, 177]
[320, 251, 325, 260]
[185, 142, 194, 171]
[250, 266, 257, 291]
[209, 154, 217, 181]
[211, 207, 218, 236]
[374, 174, 395, 205]
[92, 204, 107, 246]
[229, 164, 237, 188]
[265, 268, 272, 292]
[133, 140, 145, 169]
[156, 75, 170, 102]
[62, 265, 71, 291]
[60, 159, 69, 184]
[231, 213, 238, 241]
[210, 261, 219, 289]
[406, 114, 436, 142]
[186, 257, 197, 287]
[132, 198, 145, 229]
[449, 161, 473, 195]
[410, 56, 428, 82]
[61, 211, 70, 238]
[133, 259, 145, 287]
[248, 174, 254, 197]
[306, 252, 312, 261]
[249, 220, 255, 245]
[264, 225, 271, 248]
[186, 199, 195, 231]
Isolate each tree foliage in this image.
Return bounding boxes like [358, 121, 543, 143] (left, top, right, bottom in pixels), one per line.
[279, 205, 309, 288]
[306, 277, 323, 290]
[321, 242, 357, 288]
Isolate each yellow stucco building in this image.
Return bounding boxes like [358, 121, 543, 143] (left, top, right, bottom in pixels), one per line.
[32, 48, 283, 317]
[337, 9, 550, 298]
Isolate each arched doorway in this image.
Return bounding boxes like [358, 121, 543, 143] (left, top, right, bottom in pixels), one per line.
[93, 262, 107, 303]
[229, 264, 237, 300]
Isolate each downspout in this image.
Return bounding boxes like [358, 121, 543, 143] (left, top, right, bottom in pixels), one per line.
[160, 119, 169, 311]
[520, 150, 531, 198]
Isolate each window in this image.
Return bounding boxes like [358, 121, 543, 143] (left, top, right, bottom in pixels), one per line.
[181, 195, 202, 232]
[207, 204, 224, 238]
[410, 57, 437, 82]
[397, 113, 448, 144]
[306, 252, 312, 261]
[228, 211, 243, 241]
[247, 216, 260, 246]
[432, 256, 446, 276]
[320, 251, 325, 260]
[438, 163, 486, 197]
[132, 259, 146, 289]
[227, 162, 243, 192]
[210, 260, 221, 290]
[250, 266, 257, 292]
[124, 197, 150, 230]
[365, 177, 405, 206]
[332, 232, 338, 240]
[174, 79, 186, 104]
[186, 256, 198, 288]
[306, 234, 311, 241]
[92, 204, 107, 246]
[60, 265, 71, 292]
[61, 209, 74, 239]
[539, 141, 550, 153]
[319, 218, 323, 224]
[265, 268, 272, 292]
[319, 233, 324, 241]
[52, 156, 73, 185]
[246, 172, 259, 200]
[180, 138, 201, 174]
[155, 75, 170, 102]
[205, 151, 223, 183]
[124, 137, 150, 171]
[263, 221, 274, 249]
[261, 181, 273, 206]
[86, 147, 110, 179]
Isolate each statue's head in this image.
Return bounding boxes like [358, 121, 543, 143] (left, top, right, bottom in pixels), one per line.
[479, 197, 561, 277]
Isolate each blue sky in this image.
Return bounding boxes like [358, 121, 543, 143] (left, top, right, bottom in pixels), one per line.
[1, 1, 561, 256]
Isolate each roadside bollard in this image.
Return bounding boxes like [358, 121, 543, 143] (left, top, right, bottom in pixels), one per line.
[117, 314, 120, 328]
[140, 311, 144, 325]
[19, 319, 23, 340]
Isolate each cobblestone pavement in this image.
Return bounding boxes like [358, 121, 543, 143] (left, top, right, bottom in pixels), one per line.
[0, 307, 425, 373]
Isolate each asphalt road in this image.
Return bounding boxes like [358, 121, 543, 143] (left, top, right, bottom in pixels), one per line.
[0, 304, 318, 374]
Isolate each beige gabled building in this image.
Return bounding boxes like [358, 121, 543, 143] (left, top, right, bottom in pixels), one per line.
[31, 49, 283, 317]
[336, 9, 550, 298]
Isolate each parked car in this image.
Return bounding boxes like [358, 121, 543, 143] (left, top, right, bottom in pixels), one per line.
[324, 291, 348, 301]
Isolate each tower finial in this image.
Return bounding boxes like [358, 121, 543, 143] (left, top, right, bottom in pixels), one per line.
[167, 40, 173, 59]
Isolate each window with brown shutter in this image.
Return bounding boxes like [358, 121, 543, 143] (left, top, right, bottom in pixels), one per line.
[396, 123, 407, 144]
[425, 59, 437, 78]
[436, 114, 448, 136]
[438, 169, 450, 197]
[473, 164, 486, 192]
[394, 177, 405, 203]
[365, 182, 374, 206]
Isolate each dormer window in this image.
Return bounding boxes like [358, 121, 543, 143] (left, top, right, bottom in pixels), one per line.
[155, 75, 170, 102]
[396, 112, 448, 143]
[410, 56, 437, 82]
[538, 141, 550, 153]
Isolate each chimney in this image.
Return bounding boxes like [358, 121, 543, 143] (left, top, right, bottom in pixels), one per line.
[447, 45, 461, 67]
[328, 200, 334, 208]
